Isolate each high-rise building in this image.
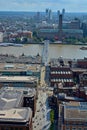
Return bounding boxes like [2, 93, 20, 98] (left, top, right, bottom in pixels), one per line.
[57, 10, 60, 17]
[46, 8, 49, 21]
[36, 12, 40, 22]
[62, 8, 65, 18]
[45, 8, 52, 22]
[49, 9, 52, 21]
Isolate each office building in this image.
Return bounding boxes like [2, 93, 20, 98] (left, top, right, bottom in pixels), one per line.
[77, 59, 87, 68]
[0, 87, 34, 129]
[0, 76, 38, 88]
[58, 102, 87, 130]
[0, 63, 45, 86]
[38, 28, 83, 40]
[45, 8, 52, 22]
[0, 108, 32, 130]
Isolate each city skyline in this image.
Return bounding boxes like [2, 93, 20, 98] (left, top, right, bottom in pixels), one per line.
[0, 0, 87, 12]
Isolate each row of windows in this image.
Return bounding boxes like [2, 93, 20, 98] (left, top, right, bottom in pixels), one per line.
[0, 128, 24, 130]
[66, 127, 87, 130]
[51, 79, 73, 82]
[51, 71, 71, 74]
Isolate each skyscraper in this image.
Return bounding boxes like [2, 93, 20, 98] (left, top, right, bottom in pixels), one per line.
[49, 9, 52, 21]
[62, 8, 65, 17]
[46, 8, 49, 21]
[45, 8, 52, 23]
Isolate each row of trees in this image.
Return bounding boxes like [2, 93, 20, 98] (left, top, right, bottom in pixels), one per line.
[63, 37, 87, 44]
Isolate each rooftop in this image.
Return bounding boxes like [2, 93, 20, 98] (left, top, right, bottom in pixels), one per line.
[0, 76, 38, 83]
[39, 29, 83, 34]
[0, 108, 32, 122]
[0, 63, 41, 72]
[0, 87, 36, 110]
[64, 101, 87, 122]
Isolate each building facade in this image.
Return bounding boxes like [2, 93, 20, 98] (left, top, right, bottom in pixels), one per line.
[0, 87, 34, 130]
[50, 63, 74, 87]
[58, 102, 87, 130]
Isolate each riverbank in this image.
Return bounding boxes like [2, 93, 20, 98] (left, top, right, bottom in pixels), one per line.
[1, 42, 87, 46]
[23, 42, 87, 46]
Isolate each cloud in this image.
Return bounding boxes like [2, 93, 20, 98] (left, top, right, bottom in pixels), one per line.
[0, 0, 87, 12]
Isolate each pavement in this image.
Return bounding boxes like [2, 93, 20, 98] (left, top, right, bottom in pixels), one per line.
[32, 89, 51, 130]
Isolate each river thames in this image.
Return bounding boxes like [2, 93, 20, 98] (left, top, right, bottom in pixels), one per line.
[0, 44, 87, 60]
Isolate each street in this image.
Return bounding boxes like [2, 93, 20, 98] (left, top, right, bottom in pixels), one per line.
[33, 89, 51, 130]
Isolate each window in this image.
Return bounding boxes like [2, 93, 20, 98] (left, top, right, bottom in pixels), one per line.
[72, 128, 77, 130]
[66, 127, 70, 130]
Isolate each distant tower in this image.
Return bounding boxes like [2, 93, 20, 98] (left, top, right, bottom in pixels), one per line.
[46, 8, 49, 22]
[49, 9, 52, 21]
[42, 40, 49, 66]
[62, 8, 65, 18]
[57, 10, 60, 25]
[58, 14, 63, 41]
[36, 12, 40, 22]
[57, 10, 60, 18]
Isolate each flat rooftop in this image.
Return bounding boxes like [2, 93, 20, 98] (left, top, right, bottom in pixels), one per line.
[65, 108, 87, 122]
[0, 89, 23, 110]
[0, 87, 36, 110]
[1, 86, 36, 97]
[0, 108, 32, 122]
[0, 63, 41, 72]
[71, 68, 87, 72]
[0, 76, 38, 83]
[64, 101, 87, 122]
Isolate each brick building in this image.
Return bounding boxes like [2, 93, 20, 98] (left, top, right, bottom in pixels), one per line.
[49, 59, 74, 87]
[75, 87, 87, 101]
[77, 59, 87, 68]
[79, 72, 87, 86]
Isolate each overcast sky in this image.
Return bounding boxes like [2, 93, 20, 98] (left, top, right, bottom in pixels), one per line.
[0, 0, 87, 12]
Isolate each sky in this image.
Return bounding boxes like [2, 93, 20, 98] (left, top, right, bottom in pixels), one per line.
[0, 0, 87, 12]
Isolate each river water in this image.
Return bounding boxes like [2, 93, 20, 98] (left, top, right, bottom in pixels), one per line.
[0, 44, 87, 60]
